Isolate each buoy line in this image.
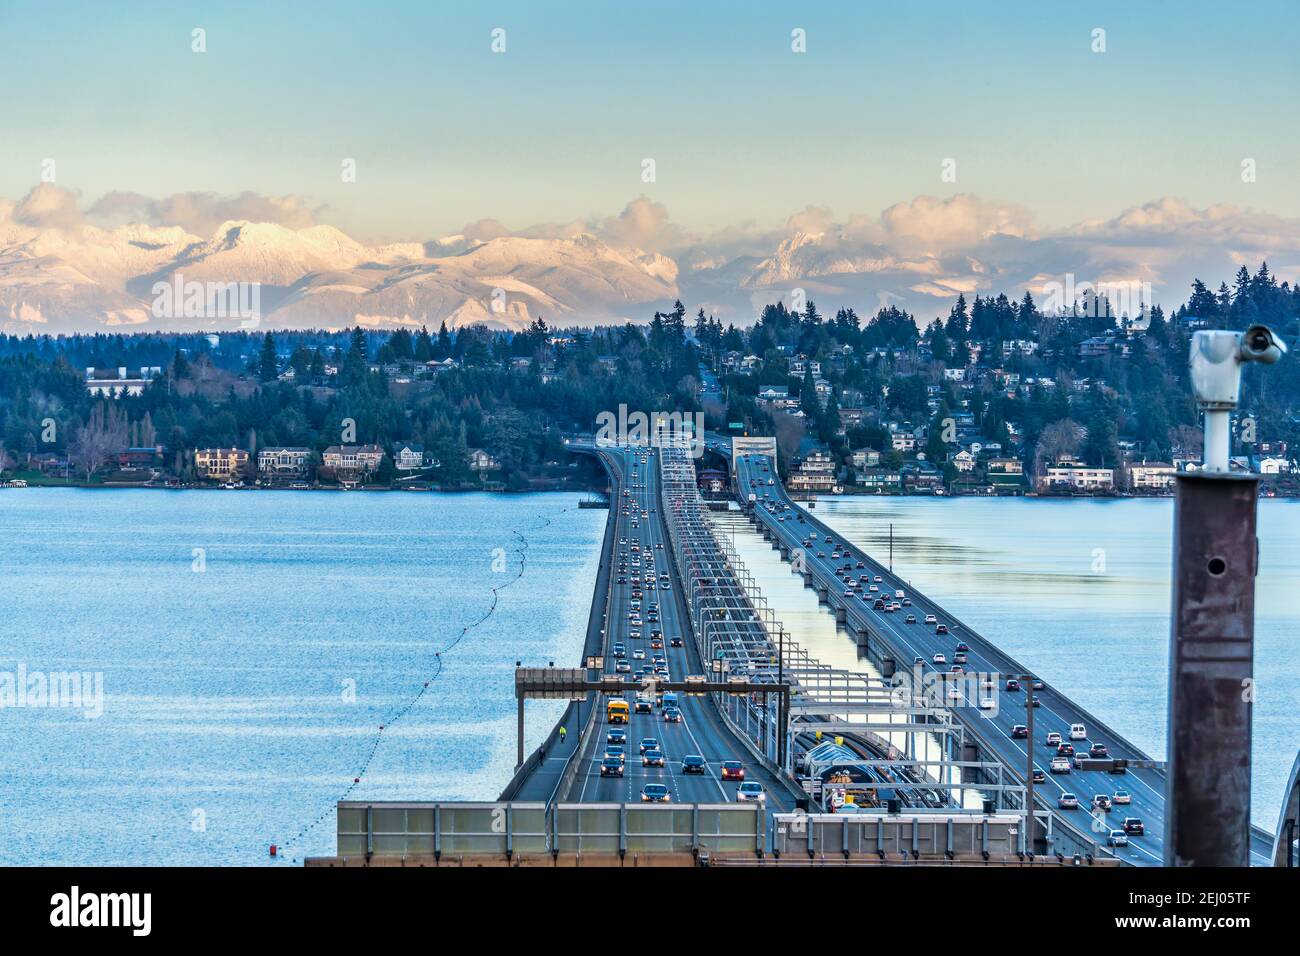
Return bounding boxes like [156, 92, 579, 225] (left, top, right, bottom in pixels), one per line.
[273, 505, 573, 862]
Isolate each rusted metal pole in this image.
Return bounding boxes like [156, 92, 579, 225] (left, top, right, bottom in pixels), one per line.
[1165, 471, 1258, 866]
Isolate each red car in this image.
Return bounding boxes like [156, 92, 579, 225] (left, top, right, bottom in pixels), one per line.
[720, 760, 746, 781]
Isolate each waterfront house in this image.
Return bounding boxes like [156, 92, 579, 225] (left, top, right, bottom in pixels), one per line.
[392, 442, 430, 472]
[258, 446, 313, 480]
[788, 449, 837, 493]
[1038, 463, 1114, 493]
[1126, 461, 1176, 491]
[467, 448, 501, 472]
[322, 444, 385, 475]
[855, 468, 902, 493]
[194, 447, 250, 481]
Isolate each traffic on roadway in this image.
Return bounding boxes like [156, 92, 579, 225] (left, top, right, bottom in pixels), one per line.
[724, 445, 1272, 865]
[563, 444, 797, 812]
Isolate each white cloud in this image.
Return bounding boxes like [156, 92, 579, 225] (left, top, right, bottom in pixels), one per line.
[87, 190, 324, 235]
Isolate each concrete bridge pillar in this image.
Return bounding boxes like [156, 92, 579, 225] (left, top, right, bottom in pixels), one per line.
[880, 657, 896, 679]
[802, 571, 813, 588]
[817, 586, 829, 605]
[855, 628, 870, 654]
[778, 544, 789, 560]
[835, 605, 847, 625]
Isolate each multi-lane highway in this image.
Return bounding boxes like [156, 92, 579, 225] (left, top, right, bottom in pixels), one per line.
[722, 443, 1272, 865]
[558, 444, 798, 812]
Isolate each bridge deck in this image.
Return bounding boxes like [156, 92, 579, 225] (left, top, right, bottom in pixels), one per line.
[707, 435, 1272, 866]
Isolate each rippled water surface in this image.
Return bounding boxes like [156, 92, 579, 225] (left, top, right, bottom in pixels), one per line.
[0, 489, 604, 865]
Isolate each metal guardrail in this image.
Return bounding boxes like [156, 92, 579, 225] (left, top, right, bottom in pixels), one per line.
[772, 811, 1022, 860]
[334, 801, 762, 858]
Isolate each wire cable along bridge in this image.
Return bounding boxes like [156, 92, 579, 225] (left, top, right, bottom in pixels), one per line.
[307, 419, 1286, 868]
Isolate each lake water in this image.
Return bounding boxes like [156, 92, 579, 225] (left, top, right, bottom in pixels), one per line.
[716, 497, 1300, 832]
[0, 488, 604, 865]
[2, 489, 1295, 864]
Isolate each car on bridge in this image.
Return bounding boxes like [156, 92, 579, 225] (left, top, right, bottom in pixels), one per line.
[641, 784, 671, 803]
[642, 749, 665, 768]
[720, 760, 745, 781]
[1122, 817, 1144, 835]
[1113, 789, 1131, 805]
[600, 757, 624, 777]
[925, 614, 937, 625]
[935, 623, 949, 635]
[639, 737, 659, 754]
[1092, 794, 1112, 813]
[1045, 731, 1062, 748]
[1107, 829, 1129, 847]
[663, 708, 682, 723]
[1058, 793, 1079, 809]
[1050, 757, 1071, 774]
[1031, 768, 1046, 784]
[1089, 743, 1109, 758]
[681, 754, 706, 775]
[905, 614, 917, 623]
[1070, 723, 1087, 740]
[607, 729, 627, 745]
[735, 782, 766, 803]
[933, 653, 946, 665]
[1011, 724, 1028, 739]
[1005, 678, 1020, 691]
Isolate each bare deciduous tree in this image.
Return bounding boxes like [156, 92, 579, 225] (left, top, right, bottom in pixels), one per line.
[71, 402, 128, 479]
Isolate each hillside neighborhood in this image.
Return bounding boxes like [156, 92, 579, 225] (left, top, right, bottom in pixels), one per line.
[2, 265, 1299, 496]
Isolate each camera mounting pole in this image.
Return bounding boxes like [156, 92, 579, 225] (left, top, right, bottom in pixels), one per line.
[1166, 325, 1285, 866]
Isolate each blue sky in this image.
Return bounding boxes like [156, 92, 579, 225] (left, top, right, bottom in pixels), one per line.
[1, 0, 1297, 241]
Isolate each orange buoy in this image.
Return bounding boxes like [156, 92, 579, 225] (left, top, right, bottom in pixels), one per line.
[269, 844, 278, 857]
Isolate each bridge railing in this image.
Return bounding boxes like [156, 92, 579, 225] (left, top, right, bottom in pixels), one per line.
[331, 801, 762, 859]
[772, 811, 1022, 860]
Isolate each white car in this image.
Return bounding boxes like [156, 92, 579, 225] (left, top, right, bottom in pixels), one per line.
[979, 696, 996, 710]
[1050, 757, 1071, 774]
[1113, 789, 1131, 805]
[1070, 723, 1087, 740]
[924, 614, 937, 625]
[933, 653, 946, 665]
[735, 782, 766, 803]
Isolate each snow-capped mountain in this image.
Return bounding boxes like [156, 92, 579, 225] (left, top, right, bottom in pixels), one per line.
[0, 219, 684, 334]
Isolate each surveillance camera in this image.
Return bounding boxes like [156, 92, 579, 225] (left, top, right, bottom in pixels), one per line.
[1190, 324, 1287, 471]
[1239, 324, 1287, 365]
